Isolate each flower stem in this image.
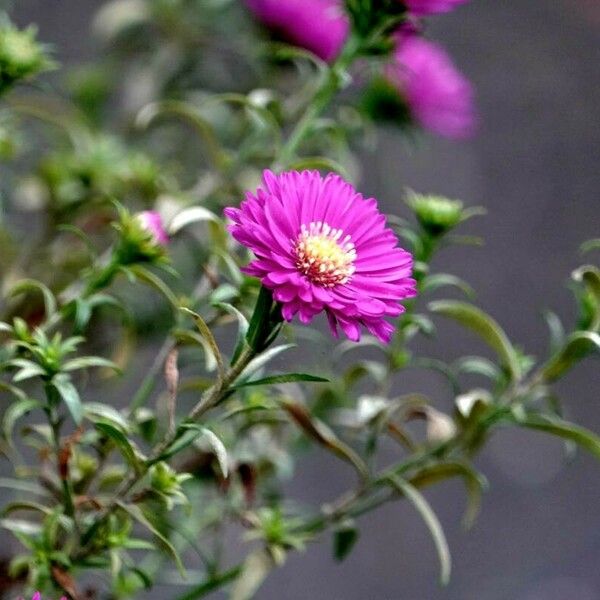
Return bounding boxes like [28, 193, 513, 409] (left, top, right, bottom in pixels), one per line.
[274, 34, 362, 170]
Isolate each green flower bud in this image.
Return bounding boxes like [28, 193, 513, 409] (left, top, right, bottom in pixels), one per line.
[113, 207, 169, 266]
[0, 15, 54, 94]
[406, 191, 465, 237]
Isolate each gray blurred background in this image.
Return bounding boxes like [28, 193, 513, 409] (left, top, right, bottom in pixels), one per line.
[7, 1, 600, 599]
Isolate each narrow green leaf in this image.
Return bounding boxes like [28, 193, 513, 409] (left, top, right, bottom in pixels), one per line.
[0, 478, 48, 496]
[229, 549, 275, 600]
[52, 375, 83, 425]
[516, 414, 600, 461]
[581, 239, 600, 254]
[181, 308, 225, 379]
[422, 274, 475, 299]
[246, 286, 275, 352]
[212, 301, 249, 364]
[187, 425, 228, 478]
[62, 356, 121, 373]
[175, 566, 242, 600]
[232, 373, 329, 389]
[169, 206, 220, 234]
[95, 421, 142, 471]
[386, 475, 451, 586]
[238, 344, 296, 381]
[453, 356, 501, 381]
[542, 331, 600, 382]
[84, 402, 130, 432]
[279, 398, 369, 481]
[12, 363, 46, 382]
[9, 279, 56, 320]
[408, 462, 487, 529]
[333, 521, 359, 561]
[429, 300, 521, 380]
[0, 518, 42, 536]
[118, 502, 186, 576]
[3, 398, 43, 447]
[129, 265, 179, 309]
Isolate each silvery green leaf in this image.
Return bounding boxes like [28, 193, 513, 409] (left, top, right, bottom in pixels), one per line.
[386, 475, 451, 586]
[9, 279, 56, 320]
[542, 331, 600, 382]
[169, 206, 220, 234]
[229, 549, 275, 600]
[62, 356, 120, 373]
[3, 398, 43, 447]
[181, 308, 225, 380]
[52, 375, 83, 425]
[429, 300, 521, 380]
[84, 402, 130, 432]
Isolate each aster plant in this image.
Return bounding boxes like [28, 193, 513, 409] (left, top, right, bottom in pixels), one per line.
[0, 3, 597, 600]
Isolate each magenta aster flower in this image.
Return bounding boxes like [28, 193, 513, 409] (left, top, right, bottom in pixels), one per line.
[225, 170, 416, 343]
[385, 35, 477, 139]
[244, 0, 349, 62]
[136, 210, 169, 246]
[404, 0, 469, 16]
[24, 594, 66, 600]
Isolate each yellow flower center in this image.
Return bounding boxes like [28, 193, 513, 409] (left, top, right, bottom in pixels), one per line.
[294, 221, 356, 287]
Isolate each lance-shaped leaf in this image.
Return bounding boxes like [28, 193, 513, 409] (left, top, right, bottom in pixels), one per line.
[572, 265, 600, 330]
[238, 344, 296, 382]
[514, 413, 600, 461]
[169, 206, 221, 234]
[84, 402, 130, 432]
[9, 279, 56, 320]
[129, 265, 179, 309]
[229, 549, 275, 600]
[541, 331, 600, 382]
[422, 274, 475, 299]
[181, 308, 225, 379]
[429, 300, 521, 380]
[385, 475, 451, 586]
[213, 301, 249, 364]
[279, 398, 369, 481]
[246, 286, 276, 352]
[232, 373, 329, 389]
[51, 374, 83, 425]
[95, 421, 143, 471]
[156, 424, 228, 477]
[408, 462, 487, 529]
[333, 520, 359, 562]
[62, 356, 121, 373]
[118, 502, 186, 576]
[3, 398, 44, 447]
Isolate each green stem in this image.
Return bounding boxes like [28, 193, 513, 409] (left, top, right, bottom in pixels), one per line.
[44, 383, 76, 522]
[174, 565, 242, 600]
[77, 341, 257, 552]
[274, 34, 362, 170]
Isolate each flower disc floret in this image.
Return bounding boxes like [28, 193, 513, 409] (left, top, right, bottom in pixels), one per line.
[225, 170, 416, 343]
[294, 221, 356, 287]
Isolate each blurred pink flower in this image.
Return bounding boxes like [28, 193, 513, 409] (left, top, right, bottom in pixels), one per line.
[25, 594, 66, 600]
[404, 0, 469, 16]
[244, 0, 349, 62]
[386, 35, 477, 139]
[136, 210, 169, 246]
[225, 170, 416, 343]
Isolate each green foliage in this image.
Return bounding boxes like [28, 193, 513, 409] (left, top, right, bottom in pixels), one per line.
[0, 1, 596, 599]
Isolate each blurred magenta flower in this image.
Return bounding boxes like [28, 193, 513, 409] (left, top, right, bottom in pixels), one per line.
[404, 0, 469, 16]
[225, 170, 416, 343]
[26, 593, 66, 600]
[244, 0, 349, 62]
[136, 210, 169, 246]
[386, 34, 477, 139]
